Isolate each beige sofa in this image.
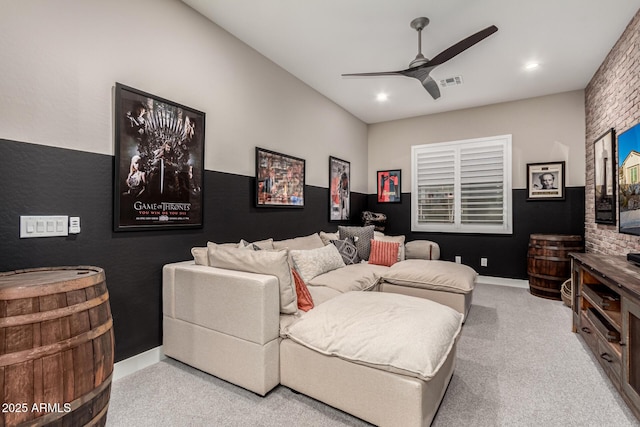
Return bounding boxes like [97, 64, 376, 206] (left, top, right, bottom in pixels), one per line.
[162, 231, 477, 426]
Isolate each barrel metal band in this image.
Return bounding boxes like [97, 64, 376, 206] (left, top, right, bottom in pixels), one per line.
[0, 292, 109, 328]
[0, 318, 113, 367]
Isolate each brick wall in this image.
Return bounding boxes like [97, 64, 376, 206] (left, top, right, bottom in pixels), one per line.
[585, 9, 640, 254]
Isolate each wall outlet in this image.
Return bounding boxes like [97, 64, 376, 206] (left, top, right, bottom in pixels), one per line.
[481, 257, 488, 267]
[455, 256, 462, 264]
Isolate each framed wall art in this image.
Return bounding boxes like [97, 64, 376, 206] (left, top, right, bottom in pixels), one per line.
[113, 83, 205, 231]
[526, 161, 565, 200]
[618, 122, 640, 235]
[329, 156, 350, 221]
[256, 147, 305, 207]
[594, 128, 616, 224]
[377, 169, 401, 203]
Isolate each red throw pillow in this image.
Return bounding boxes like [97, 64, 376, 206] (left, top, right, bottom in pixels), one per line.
[291, 268, 314, 312]
[368, 239, 400, 267]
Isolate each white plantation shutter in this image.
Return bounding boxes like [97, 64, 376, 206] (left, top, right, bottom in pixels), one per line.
[411, 135, 512, 234]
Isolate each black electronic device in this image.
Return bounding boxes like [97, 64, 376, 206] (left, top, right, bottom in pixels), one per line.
[627, 252, 640, 266]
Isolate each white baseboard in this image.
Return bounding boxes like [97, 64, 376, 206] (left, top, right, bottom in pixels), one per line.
[477, 275, 529, 289]
[113, 346, 166, 382]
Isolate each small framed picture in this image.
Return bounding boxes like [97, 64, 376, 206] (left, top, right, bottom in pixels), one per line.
[255, 147, 305, 207]
[526, 161, 565, 200]
[377, 170, 401, 203]
[329, 156, 350, 221]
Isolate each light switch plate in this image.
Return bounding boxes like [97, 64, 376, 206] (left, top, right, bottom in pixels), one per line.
[20, 216, 68, 238]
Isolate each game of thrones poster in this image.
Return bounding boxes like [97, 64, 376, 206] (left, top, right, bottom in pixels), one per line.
[114, 83, 205, 231]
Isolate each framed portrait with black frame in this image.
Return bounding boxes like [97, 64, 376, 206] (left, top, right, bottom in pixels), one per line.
[329, 156, 350, 221]
[113, 83, 205, 231]
[526, 161, 565, 201]
[594, 128, 616, 224]
[255, 147, 305, 208]
[377, 169, 401, 203]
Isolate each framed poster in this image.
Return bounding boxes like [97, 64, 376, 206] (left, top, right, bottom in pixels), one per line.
[526, 161, 565, 200]
[113, 83, 205, 231]
[377, 169, 401, 203]
[256, 147, 305, 207]
[594, 128, 616, 224]
[329, 156, 350, 221]
[618, 122, 640, 235]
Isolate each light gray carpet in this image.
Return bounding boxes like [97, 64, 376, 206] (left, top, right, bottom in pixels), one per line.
[108, 283, 640, 426]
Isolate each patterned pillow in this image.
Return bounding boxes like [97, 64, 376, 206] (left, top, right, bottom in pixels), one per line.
[338, 225, 375, 260]
[368, 239, 400, 267]
[330, 237, 361, 265]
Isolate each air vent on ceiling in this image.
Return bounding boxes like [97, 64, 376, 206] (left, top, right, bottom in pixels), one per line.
[440, 76, 463, 87]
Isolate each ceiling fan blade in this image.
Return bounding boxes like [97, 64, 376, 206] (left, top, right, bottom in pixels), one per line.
[422, 76, 440, 99]
[341, 71, 404, 77]
[426, 25, 498, 67]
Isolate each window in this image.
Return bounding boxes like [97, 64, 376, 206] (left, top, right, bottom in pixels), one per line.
[411, 135, 512, 234]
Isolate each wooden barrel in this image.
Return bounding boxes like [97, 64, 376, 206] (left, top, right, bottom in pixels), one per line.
[0, 266, 114, 427]
[527, 234, 583, 300]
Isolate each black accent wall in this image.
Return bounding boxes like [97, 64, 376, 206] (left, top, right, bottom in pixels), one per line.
[367, 188, 585, 278]
[1, 140, 584, 361]
[0, 140, 365, 361]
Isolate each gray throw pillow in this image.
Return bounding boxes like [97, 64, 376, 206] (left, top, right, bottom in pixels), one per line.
[338, 225, 375, 260]
[331, 237, 361, 265]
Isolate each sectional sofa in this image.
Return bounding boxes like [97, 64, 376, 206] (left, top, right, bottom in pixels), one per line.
[162, 228, 477, 426]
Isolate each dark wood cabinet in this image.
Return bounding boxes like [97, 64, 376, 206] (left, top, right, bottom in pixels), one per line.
[571, 253, 640, 420]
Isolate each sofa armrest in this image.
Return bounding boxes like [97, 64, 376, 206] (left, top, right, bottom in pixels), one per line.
[404, 240, 440, 260]
[162, 261, 280, 345]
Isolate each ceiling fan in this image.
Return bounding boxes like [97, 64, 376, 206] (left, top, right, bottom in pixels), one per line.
[342, 17, 498, 100]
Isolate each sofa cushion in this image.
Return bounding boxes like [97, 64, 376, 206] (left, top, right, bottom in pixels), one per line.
[382, 259, 477, 294]
[405, 240, 440, 260]
[330, 237, 361, 265]
[207, 242, 298, 314]
[338, 225, 375, 260]
[307, 263, 387, 293]
[273, 233, 325, 250]
[374, 233, 406, 261]
[291, 268, 314, 312]
[290, 244, 345, 283]
[368, 239, 400, 267]
[283, 291, 463, 381]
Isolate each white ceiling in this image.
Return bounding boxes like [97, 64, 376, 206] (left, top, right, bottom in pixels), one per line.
[182, 0, 640, 124]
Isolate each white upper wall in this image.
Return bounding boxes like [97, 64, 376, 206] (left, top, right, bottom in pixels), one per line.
[0, 0, 368, 191]
[368, 90, 586, 192]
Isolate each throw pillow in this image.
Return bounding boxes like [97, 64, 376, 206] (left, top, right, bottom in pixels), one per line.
[368, 239, 400, 267]
[290, 244, 346, 283]
[238, 239, 262, 251]
[237, 238, 274, 250]
[207, 243, 297, 314]
[338, 225, 375, 260]
[319, 230, 339, 246]
[374, 233, 406, 262]
[330, 237, 361, 265]
[191, 247, 209, 265]
[291, 268, 314, 312]
[273, 233, 325, 250]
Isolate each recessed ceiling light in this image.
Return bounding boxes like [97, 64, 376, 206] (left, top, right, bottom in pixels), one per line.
[376, 92, 388, 102]
[525, 62, 540, 70]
